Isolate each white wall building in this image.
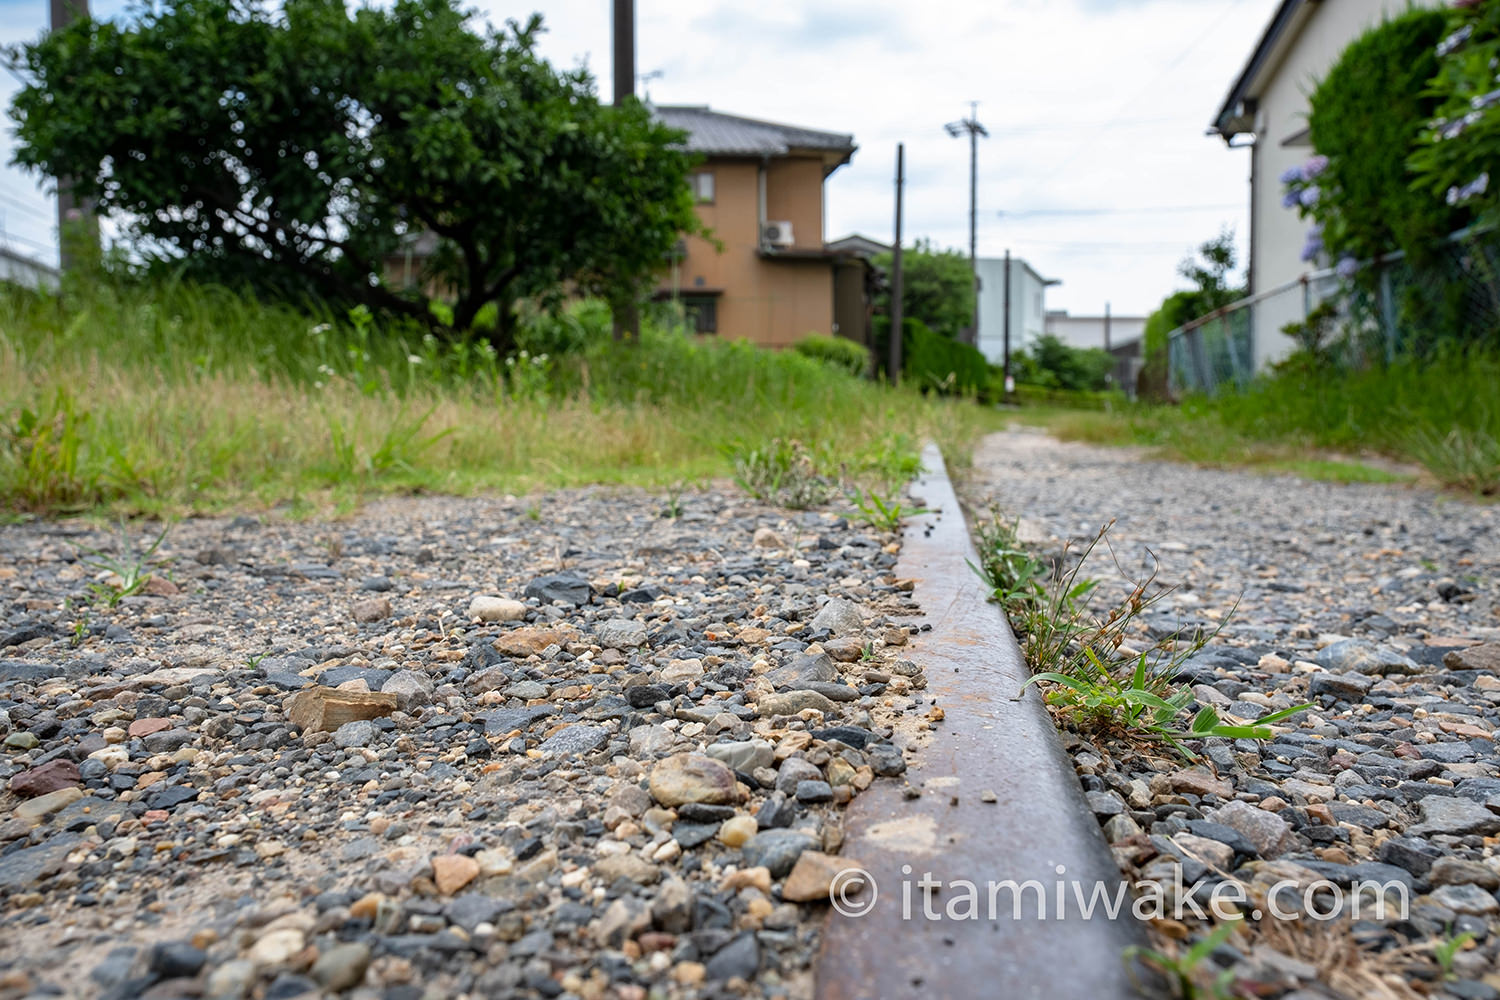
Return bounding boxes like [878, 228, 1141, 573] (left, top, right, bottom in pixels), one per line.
[1044, 310, 1145, 353]
[0, 246, 58, 292]
[1211, 0, 1439, 370]
[975, 255, 1055, 366]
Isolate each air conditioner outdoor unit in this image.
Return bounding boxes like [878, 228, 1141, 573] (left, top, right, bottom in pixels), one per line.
[762, 221, 795, 248]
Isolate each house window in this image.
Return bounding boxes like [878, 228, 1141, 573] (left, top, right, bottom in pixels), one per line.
[682, 296, 717, 334]
[689, 171, 715, 204]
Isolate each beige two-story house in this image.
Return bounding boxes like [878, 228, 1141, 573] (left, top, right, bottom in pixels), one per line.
[653, 105, 868, 348]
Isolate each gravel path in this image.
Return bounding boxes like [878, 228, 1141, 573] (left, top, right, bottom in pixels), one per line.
[0, 487, 928, 999]
[966, 427, 1500, 999]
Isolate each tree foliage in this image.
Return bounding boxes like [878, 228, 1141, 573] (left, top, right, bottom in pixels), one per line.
[8, 0, 700, 340]
[1303, 8, 1461, 266]
[872, 239, 975, 339]
[1012, 334, 1114, 392]
[1409, 1, 1500, 231]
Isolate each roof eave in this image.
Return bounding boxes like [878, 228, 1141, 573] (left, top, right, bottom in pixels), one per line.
[1211, 0, 1311, 143]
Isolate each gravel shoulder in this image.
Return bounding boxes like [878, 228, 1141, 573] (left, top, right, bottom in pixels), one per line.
[0, 486, 931, 999]
[966, 427, 1500, 999]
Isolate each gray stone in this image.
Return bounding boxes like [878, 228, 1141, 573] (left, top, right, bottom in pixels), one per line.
[774, 757, 823, 796]
[704, 739, 774, 773]
[596, 619, 648, 649]
[756, 690, 835, 717]
[310, 942, 371, 991]
[866, 742, 907, 776]
[1307, 672, 1374, 700]
[333, 720, 379, 749]
[0, 833, 80, 890]
[1208, 800, 1292, 858]
[809, 598, 865, 637]
[1410, 796, 1500, 838]
[142, 727, 196, 753]
[794, 780, 833, 803]
[445, 893, 508, 931]
[505, 680, 548, 701]
[380, 670, 433, 710]
[766, 652, 837, 689]
[1430, 857, 1500, 891]
[1316, 639, 1420, 676]
[1429, 883, 1500, 916]
[524, 573, 591, 606]
[740, 829, 818, 878]
[1085, 790, 1126, 819]
[704, 933, 760, 981]
[539, 724, 609, 758]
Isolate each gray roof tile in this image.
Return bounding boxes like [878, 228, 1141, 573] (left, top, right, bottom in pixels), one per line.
[653, 105, 855, 158]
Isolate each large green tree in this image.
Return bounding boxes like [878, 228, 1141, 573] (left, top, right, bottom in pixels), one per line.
[873, 239, 975, 339]
[8, 0, 699, 340]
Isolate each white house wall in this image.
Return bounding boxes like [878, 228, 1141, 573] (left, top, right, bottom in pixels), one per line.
[1247, 0, 1438, 368]
[975, 257, 1049, 366]
[1044, 314, 1146, 353]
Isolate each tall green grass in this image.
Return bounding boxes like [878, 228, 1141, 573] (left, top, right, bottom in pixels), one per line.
[1015, 350, 1500, 494]
[0, 279, 999, 515]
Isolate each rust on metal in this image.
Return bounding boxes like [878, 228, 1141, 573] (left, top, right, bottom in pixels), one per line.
[815, 443, 1146, 1000]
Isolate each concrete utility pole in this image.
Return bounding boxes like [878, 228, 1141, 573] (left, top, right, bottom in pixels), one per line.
[50, 0, 95, 273]
[889, 144, 905, 385]
[611, 0, 639, 342]
[945, 102, 987, 348]
[1104, 301, 1112, 352]
[1002, 249, 1012, 397]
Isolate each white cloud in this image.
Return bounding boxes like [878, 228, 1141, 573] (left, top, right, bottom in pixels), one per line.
[0, 0, 1280, 315]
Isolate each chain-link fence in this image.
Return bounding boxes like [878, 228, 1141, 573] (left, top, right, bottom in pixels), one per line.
[1167, 227, 1500, 396]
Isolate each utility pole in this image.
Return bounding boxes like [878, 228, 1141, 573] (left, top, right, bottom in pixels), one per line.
[945, 102, 987, 348]
[50, 0, 95, 274]
[1104, 301, 1112, 352]
[889, 144, 905, 385]
[1002, 249, 1012, 397]
[611, 0, 639, 342]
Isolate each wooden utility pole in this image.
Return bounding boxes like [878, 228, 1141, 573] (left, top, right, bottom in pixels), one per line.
[889, 144, 905, 385]
[611, 0, 639, 342]
[50, 0, 96, 273]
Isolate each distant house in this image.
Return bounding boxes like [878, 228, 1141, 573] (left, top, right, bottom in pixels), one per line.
[974, 256, 1057, 365]
[1043, 309, 1145, 354]
[653, 105, 868, 348]
[1211, 0, 1439, 368]
[0, 246, 59, 292]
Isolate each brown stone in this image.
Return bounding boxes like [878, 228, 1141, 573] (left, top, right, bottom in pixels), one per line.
[648, 754, 742, 807]
[285, 686, 397, 734]
[142, 575, 180, 597]
[1445, 643, 1500, 672]
[493, 625, 576, 658]
[1167, 769, 1233, 798]
[128, 717, 172, 739]
[431, 854, 479, 895]
[7, 760, 81, 799]
[781, 851, 867, 903]
[352, 597, 393, 623]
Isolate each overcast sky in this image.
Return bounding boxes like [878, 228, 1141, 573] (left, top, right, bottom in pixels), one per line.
[0, 0, 1280, 316]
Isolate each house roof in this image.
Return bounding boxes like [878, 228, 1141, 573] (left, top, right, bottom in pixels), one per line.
[1210, 0, 1312, 142]
[653, 105, 856, 173]
[826, 233, 890, 258]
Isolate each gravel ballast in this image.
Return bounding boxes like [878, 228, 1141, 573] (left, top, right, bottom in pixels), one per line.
[968, 428, 1500, 998]
[0, 487, 933, 998]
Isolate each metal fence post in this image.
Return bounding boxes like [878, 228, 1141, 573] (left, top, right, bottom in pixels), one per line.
[1378, 264, 1396, 362]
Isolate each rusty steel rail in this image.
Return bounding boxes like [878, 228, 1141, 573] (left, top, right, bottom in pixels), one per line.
[815, 443, 1147, 1000]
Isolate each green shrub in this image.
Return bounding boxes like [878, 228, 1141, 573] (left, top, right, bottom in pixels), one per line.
[792, 334, 870, 377]
[1410, 3, 1500, 233]
[876, 317, 989, 396]
[1012, 334, 1115, 392]
[1304, 8, 1461, 267]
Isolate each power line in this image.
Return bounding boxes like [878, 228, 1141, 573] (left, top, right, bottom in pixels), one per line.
[998, 203, 1243, 219]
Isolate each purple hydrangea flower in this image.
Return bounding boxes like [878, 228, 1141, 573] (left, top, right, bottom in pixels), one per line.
[1300, 155, 1329, 181]
[1282, 189, 1302, 208]
[1336, 255, 1359, 279]
[1301, 231, 1324, 263]
[1437, 24, 1474, 58]
[1299, 185, 1320, 207]
[1279, 166, 1302, 185]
